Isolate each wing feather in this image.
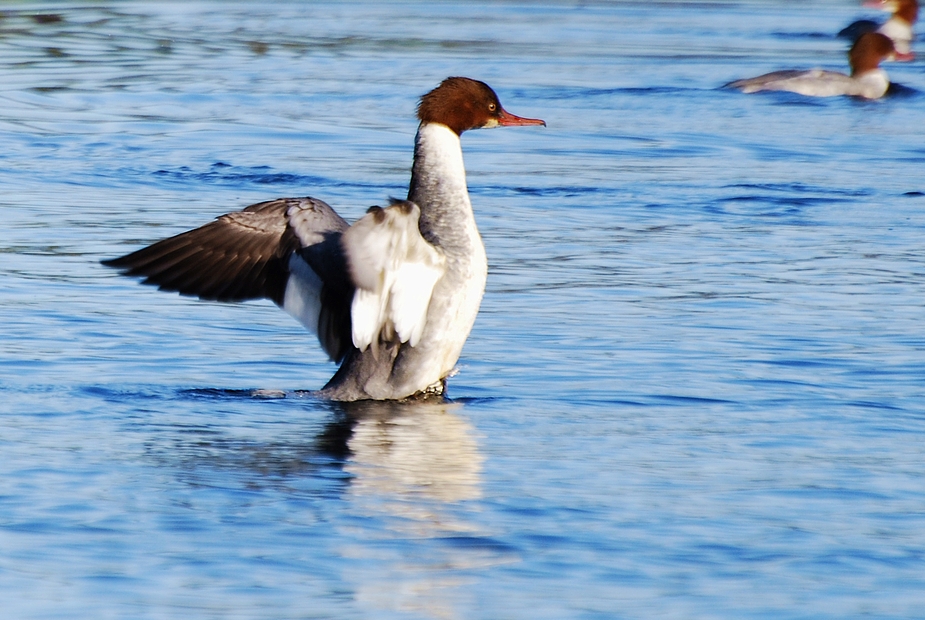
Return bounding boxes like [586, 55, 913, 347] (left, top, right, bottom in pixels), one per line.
[102, 198, 297, 303]
[103, 196, 355, 361]
[341, 200, 446, 352]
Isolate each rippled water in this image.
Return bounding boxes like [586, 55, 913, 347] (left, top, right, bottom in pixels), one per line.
[3, 1, 925, 618]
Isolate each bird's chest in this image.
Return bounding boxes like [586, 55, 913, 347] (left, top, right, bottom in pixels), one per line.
[423, 234, 487, 364]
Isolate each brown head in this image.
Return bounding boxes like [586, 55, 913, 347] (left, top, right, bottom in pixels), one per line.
[865, 0, 919, 23]
[849, 32, 896, 75]
[417, 77, 545, 136]
[894, 0, 918, 24]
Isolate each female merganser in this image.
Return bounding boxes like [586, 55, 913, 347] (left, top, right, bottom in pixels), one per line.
[725, 32, 897, 99]
[838, 0, 917, 60]
[103, 77, 545, 401]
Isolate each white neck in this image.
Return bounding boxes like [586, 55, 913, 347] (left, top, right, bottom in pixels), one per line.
[408, 123, 479, 256]
[879, 18, 913, 53]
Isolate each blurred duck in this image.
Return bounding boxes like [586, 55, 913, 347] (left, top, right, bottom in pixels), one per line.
[838, 0, 917, 60]
[726, 32, 898, 99]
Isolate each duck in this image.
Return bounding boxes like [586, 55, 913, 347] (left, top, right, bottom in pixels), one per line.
[725, 32, 898, 99]
[102, 77, 545, 401]
[838, 0, 917, 60]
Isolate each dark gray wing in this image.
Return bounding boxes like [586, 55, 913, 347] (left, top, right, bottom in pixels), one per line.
[102, 196, 354, 361]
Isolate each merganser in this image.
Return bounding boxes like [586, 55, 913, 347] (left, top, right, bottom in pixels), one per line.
[838, 0, 917, 60]
[102, 77, 544, 401]
[725, 32, 897, 99]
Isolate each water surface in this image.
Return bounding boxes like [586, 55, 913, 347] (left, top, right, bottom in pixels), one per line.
[2, 1, 925, 618]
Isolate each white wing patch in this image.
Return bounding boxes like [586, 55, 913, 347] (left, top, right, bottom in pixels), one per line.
[282, 254, 323, 334]
[342, 201, 446, 353]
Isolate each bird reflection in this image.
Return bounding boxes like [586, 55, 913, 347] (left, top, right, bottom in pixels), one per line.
[335, 399, 483, 504]
[331, 399, 497, 620]
[156, 389, 483, 508]
[147, 390, 499, 619]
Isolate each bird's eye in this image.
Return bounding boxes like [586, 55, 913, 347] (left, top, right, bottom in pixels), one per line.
[488, 103, 496, 112]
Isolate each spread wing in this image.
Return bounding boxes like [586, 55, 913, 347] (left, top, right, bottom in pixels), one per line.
[102, 196, 354, 361]
[341, 200, 446, 354]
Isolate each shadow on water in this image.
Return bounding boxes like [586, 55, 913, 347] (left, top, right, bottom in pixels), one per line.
[886, 82, 919, 98]
[145, 388, 484, 505]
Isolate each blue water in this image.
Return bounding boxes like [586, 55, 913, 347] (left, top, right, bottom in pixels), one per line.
[2, 1, 925, 617]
